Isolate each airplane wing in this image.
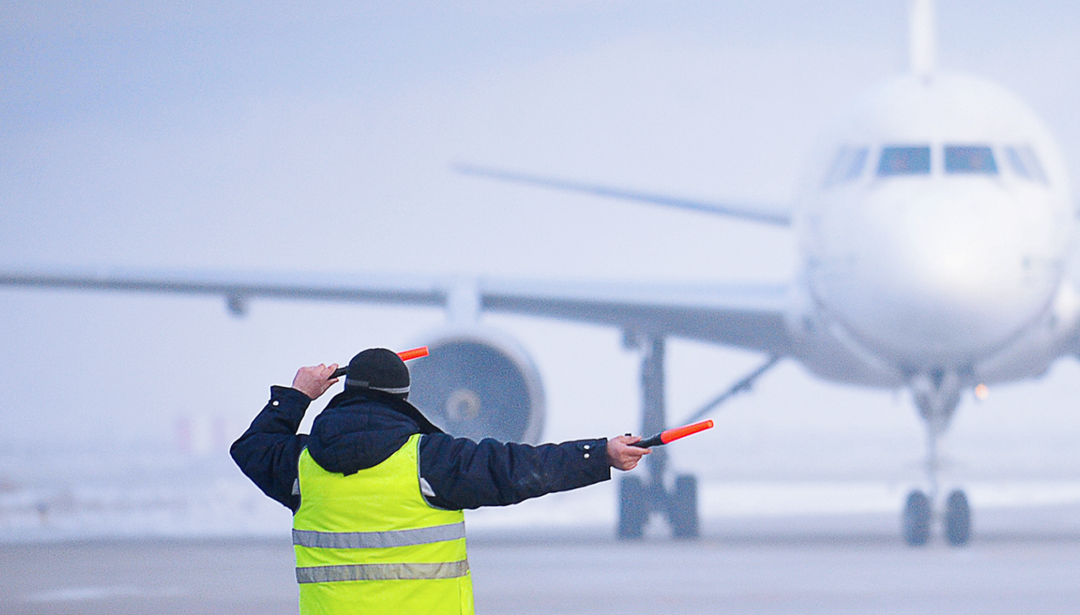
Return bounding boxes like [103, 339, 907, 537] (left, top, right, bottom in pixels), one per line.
[0, 266, 793, 354]
[481, 278, 791, 354]
[455, 164, 793, 227]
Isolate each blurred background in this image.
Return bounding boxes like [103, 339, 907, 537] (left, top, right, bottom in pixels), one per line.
[2, 0, 1080, 542]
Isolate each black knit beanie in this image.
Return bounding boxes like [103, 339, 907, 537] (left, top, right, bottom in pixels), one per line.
[344, 348, 410, 398]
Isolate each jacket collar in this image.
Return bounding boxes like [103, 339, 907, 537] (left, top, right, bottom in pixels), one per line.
[323, 388, 444, 435]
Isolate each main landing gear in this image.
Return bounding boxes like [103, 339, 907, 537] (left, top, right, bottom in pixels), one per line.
[616, 338, 779, 540]
[902, 370, 971, 547]
[617, 337, 700, 539]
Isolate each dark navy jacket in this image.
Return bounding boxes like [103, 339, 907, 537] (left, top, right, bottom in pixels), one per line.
[230, 385, 611, 512]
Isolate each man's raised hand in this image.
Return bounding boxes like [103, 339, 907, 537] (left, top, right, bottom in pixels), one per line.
[292, 364, 340, 400]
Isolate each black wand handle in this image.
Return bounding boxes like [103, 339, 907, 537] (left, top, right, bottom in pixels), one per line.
[632, 434, 664, 448]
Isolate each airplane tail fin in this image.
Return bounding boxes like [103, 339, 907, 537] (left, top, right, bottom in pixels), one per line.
[910, 0, 936, 77]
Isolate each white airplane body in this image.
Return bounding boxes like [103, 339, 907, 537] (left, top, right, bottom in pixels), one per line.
[2, 1, 1075, 545]
[791, 70, 1076, 390]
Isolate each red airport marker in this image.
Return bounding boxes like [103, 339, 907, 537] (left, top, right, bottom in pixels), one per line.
[329, 346, 429, 379]
[631, 419, 714, 448]
[396, 346, 430, 362]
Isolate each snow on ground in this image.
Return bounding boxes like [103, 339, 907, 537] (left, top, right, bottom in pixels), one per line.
[6, 461, 1080, 543]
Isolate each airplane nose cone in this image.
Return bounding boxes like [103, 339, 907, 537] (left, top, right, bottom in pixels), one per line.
[810, 181, 1063, 362]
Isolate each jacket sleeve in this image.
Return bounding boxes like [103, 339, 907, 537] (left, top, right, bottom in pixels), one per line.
[230, 385, 311, 512]
[418, 434, 611, 510]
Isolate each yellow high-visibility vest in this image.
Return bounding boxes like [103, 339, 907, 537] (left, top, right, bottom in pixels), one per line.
[293, 433, 474, 615]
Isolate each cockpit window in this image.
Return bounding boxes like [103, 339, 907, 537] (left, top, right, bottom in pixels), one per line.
[1004, 145, 1047, 183]
[878, 146, 931, 176]
[945, 146, 997, 174]
[824, 146, 868, 187]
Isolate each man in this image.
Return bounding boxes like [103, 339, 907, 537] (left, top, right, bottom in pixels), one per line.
[231, 348, 649, 615]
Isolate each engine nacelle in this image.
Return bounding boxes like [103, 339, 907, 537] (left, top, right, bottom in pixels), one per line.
[407, 326, 545, 443]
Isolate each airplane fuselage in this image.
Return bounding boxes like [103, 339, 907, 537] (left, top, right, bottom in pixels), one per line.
[786, 72, 1077, 390]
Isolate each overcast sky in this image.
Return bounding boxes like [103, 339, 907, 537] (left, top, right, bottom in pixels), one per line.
[2, 1, 1080, 486]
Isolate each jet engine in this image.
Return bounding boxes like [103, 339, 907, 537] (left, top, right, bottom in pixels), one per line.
[407, 327, 545, 443]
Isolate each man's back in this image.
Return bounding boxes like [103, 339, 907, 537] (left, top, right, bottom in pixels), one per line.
[294, 434, 473, 614]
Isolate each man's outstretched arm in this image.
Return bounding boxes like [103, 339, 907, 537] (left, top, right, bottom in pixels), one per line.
[418, 433, 649, 510]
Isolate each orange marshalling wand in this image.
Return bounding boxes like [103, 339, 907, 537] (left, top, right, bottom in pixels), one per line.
[396, 346, 430, 361]
[632, 419, 714, 448]
[330, 346, 430, 379]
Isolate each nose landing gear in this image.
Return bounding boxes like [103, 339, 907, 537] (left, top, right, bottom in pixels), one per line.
[902, 488, 971, 547]
[902, 490, 932, 546]
[902, 370, 972, 547]
[943, 489, 971, 546]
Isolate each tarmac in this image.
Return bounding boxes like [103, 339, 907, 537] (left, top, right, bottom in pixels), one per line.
[3, 504, 1080, 615]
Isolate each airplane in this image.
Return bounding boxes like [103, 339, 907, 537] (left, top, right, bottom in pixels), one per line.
[1, 0, 1075, 546]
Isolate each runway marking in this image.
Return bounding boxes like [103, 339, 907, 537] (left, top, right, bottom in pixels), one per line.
[26, 585, 183, 603]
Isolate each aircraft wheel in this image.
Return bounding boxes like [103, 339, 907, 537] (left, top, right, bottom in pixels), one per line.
[944, 489, 971, 547]
[902, 490, 932, 546]
[618, 475, 647, 539]
[669, 474, 699, 539]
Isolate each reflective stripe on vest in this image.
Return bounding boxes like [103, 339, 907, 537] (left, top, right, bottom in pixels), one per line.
[296, 560, 470, 583]
[292, 521, 466, 550]
[293, 434, 474, 615]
